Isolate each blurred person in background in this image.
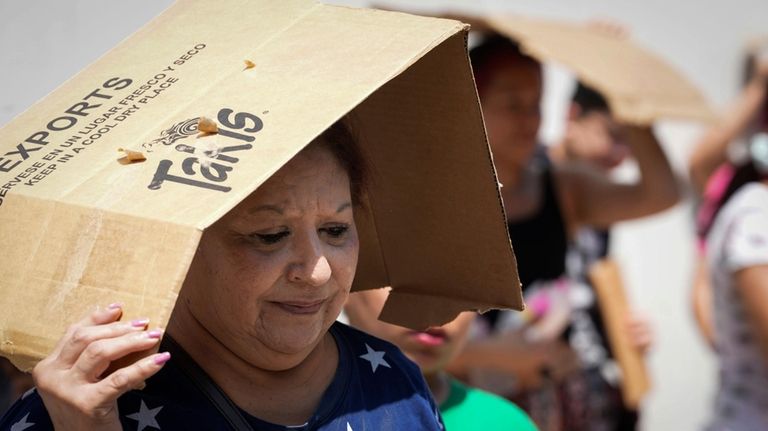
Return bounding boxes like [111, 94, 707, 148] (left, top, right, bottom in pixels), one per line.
[700, 129, 768, 431]
[548, 81, 655, 430]
[689, 42, 768, 350]
[448, 34, 678, 430]
[345, 288, 538, 430]
[685, 38, 768, 430]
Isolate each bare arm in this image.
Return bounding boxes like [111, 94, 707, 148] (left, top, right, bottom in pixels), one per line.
[691, 256, 717, 349]
[689, 66, 768, 194]
[735, 264, 768, 363]
[446, 332, 579, 391]
[558, 125, 680, 229]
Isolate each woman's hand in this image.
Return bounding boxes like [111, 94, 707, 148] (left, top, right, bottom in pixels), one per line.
[625, 311, 654, 356]
[32, 304, 170, 431]
[496, 334, 580, 391]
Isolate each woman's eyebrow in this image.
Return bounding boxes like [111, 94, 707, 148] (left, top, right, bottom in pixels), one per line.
[248, 204, 284, 215]
[247, 202, 351, 215]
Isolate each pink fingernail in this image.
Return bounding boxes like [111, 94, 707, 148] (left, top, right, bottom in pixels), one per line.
[154, 352, 171, 365]
[108, 302, 122, 310]
[146, 329, 163, 339]
[131, 318, 150, 327]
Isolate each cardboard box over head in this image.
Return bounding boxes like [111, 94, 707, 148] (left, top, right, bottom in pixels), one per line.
[455, 14, 715, 125]
[0, 0, 522, 371]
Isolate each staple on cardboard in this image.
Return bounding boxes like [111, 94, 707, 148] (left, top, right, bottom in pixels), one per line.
[117, 148, 147, 164]
[197, 117, 219, 134]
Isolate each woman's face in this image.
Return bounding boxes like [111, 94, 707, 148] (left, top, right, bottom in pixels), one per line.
[179, 144, 359, 369]
[479, 60, 542, 172]
[345, 289, 476, 375]
[566, 109, 629, 170]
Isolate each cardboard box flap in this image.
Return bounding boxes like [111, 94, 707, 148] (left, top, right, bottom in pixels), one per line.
[352, 31, 523, 326]
[380, 291, 503, 329]
[0, 193, 200, 369]
[483, 15, 716, 125]
[0, 0, 521, 369]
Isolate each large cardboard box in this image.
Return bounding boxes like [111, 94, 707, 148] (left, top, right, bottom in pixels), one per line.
[0, 0, 522, 371]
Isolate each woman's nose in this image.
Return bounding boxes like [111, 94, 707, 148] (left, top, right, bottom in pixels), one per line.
[288, 234, 332, 286]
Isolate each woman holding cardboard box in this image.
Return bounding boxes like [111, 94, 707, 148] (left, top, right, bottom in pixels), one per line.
[0, 122, 447, 431]
[0, 0, 531, 428]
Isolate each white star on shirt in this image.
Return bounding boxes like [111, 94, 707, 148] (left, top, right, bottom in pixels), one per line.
[359, 343, 391, 373]
[434, 407, 444, 430]
[346, 422, 353, 431]
[10, 413, 34, 431]
[126, 400, 163, 431]
[21, 388, 35, 400]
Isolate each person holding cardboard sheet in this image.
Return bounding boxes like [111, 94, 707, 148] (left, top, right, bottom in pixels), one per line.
[690, 45, 768, 350]
[345, 287, 538, 431]
[449, 35, 678, 430]
[700, 138, 768, 430]
[0, 121, 446, 430]
[549, 81, 654, 429]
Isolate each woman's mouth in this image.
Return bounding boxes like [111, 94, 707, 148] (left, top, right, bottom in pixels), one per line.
[409, 327, 448, 347]
[273, 300, 325, 315]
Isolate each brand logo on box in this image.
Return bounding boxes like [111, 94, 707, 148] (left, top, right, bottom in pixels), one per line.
[147, 108, 263, 193]
[142, 117, 201, 152]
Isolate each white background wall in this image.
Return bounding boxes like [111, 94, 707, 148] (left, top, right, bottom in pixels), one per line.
[2, 1, 767, 430]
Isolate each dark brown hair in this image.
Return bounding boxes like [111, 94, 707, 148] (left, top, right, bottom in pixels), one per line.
[572, 81, 610, 115]
[311, 118, 368, 207]
[469, 34, 541, 95]
[743, 53, 768, 129]
[702, 148, 768, 239]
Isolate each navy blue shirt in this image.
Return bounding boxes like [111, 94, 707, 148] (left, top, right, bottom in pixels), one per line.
[0, 322, 444, 430]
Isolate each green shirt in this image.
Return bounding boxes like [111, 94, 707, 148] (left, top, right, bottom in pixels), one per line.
[440, 378, 538, 431]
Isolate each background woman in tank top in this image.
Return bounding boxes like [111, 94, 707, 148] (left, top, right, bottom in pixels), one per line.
[448, 34, 679, 431]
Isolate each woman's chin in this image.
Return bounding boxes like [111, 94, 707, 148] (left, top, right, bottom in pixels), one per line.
[258, 321, 328, 358]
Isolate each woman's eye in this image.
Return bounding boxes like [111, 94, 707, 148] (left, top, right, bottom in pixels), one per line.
[251, 231, 290, 245]
[321, 225, 349, 239]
